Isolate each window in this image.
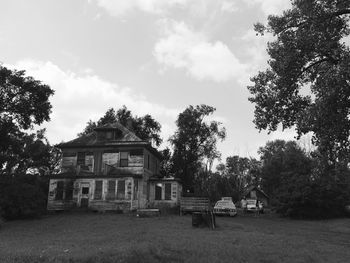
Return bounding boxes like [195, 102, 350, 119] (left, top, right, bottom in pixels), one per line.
[165, 183, 171, 200]
[56, 181, 64, 200]
[126, 181, 132, 200]
[133, 180, 138, 200]
[172, 183, 177, 199]
[65, 181, 74, 200]
[94, 181, 103, 200]
[147, 155, 150, 169]
[106, 180, 116, 200]
[77, 152, 86, 166]
[130, 149, 143, 156]
[120, 152, 128, 167]
[155, 183, 162, 200]
[117, 180, 125, 200]
[82, 187, 89, 195]
[106, 131, 113, 139]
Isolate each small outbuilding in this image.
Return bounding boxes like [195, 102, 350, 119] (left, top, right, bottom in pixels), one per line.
[244, 186, 269, 207]
[148, 176, 182, 208]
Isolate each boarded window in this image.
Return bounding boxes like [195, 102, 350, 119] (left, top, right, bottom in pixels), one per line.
[106, 180, 116, 200]
[77, 152, 86, 166]
[117, 180, 125, 200]
[155, 184, 162, 200]
[56, 181, 64, 200]
[106, 131, 113, 139]
[102, 152, 119, 172]
[62, 152, 77, 167]
[94, 180, 103, 200]
[65, 181, 74, 200]
[120, 152, 128, 167]
[165, 183, 171, 200]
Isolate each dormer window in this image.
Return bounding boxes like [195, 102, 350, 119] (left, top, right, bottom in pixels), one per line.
[96, 128, 123, 141]
[106, 131, 113, 139]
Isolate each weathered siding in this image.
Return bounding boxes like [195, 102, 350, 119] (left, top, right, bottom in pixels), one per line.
[48, 177, 149, 211]
[148, 181, 182, 208]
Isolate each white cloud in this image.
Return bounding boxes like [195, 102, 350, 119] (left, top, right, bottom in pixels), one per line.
[90, 0, 237, 17]
[154, 20, 247, 82]
[9, 59, 179, 145]
[244, 0, 291, 16]
[90, 0, 188, 16]
[221, 0, 238, 13]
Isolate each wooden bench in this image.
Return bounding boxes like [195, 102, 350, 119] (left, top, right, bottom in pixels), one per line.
[180, 197, 211, 215]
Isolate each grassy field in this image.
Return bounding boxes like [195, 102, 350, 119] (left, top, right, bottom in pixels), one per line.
[0, 212, 350, 263]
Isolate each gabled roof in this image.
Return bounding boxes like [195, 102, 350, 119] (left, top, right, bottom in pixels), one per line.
[94, 122, 142, 141]
[57, 122, 142, 148]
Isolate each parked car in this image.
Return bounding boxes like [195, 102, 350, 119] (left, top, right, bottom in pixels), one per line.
[246, 199, 264, 213]
[213, 199, 237, 217]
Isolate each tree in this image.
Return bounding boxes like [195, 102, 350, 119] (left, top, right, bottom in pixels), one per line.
[78, 106, 162, 147]
[0, 65, 54, 175]
[258, 140, 313, 202]
[248, 0, 350, 167]
[216, 156, 261, 200]
[170, 104, 226, 191]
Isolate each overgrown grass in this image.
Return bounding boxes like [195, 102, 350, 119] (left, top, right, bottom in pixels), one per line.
[0, 212, 350, 262]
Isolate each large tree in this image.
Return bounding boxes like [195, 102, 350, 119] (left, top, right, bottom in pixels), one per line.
[258, 140, 313, 201]
[0, 65, 54, 175]
[170, 104, 226, 191]
[248, 0, 350, 167]
[78, 106, 162, 147]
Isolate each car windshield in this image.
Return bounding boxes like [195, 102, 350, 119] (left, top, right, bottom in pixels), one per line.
[247, 200, 256, 205]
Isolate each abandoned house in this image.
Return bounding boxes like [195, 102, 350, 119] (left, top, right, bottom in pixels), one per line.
[47, 122, 182, 212]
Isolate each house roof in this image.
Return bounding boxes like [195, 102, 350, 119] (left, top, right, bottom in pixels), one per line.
[56, 122, 162, 158]
[245, 186, 269, 199]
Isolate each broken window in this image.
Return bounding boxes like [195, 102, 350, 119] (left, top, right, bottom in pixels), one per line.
[117, 180, 125, 200]
[120, 152, 128, 167]
[165, 183, 171, 200]
[106, 180, 116, 200]
[155, 183, 162, 200]
[55, 181, 64, 200]
[65, 181, 74, 200]
[94, 180, 103, 200]
[133, 180, 138, 200]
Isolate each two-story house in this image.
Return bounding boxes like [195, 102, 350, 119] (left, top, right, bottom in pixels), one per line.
[47, 122, 182, 212]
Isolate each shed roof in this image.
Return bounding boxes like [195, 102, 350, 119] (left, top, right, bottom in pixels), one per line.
[244, 186, 269, 199]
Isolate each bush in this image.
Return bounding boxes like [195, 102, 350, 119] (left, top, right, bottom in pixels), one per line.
[275, 170, 350, 219]
[0, 174, 48, 220]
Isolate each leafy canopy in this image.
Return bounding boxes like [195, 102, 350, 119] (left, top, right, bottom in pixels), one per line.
[78, 106, 162, 147]
[170, 104, 226, 191]
[0, 65, 54, 175]
[248, 0, 350, 165]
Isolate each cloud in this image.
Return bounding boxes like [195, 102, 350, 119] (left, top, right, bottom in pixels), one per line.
[221, 0, 238, 13]
[247, 0, 291, 16]
[153, 20, 247, 82]
[90, 0, 188, 16]
[90, 0, 238, 17]
[9, 59, 179, 145]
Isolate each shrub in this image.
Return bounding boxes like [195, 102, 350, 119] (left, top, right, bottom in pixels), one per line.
[275, 169, 350, 219]
[0, 174, 48, 220]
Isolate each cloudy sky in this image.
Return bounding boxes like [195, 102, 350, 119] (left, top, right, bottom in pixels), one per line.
[1, 0, 298, 161]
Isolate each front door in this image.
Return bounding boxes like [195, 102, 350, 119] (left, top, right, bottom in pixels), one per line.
[80, 184, 90, 208]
